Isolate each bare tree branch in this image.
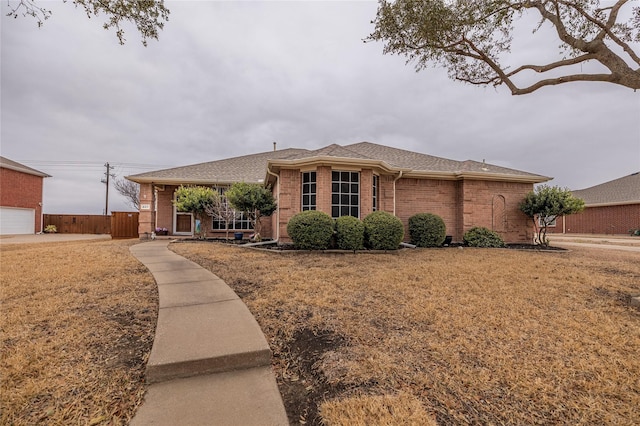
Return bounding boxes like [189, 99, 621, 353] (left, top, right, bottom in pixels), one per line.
[113, 178, 140, 210]
[369, 0, 640, 95]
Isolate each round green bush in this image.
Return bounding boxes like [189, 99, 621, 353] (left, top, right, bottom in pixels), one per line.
[335, 215, 364, 251]
[463, 226, 506, 248]
[287, 210, 335, 250]
[408, 213, 446, 247]
[363, 211, 404, 250]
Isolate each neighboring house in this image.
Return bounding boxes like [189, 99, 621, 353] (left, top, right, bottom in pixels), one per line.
[127, 142, 550, 243]
[550, 172, 640, 235]
[0, 157, 50, 235]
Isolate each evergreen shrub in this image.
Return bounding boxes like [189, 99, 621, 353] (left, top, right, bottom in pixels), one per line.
[335, 215, 364, 251]
[287, 210, 334, 250]
[363, 211, 404, 250]
[408, 213, 446, 247]
[463, 226, 506, 248]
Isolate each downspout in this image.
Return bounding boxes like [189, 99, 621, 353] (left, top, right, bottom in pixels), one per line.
[393, 171, 403, 216]
[266, 166, 280, 241]
[153, 183, 158, 232]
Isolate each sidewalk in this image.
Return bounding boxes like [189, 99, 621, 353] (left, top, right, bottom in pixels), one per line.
[129, 240, 288, 426]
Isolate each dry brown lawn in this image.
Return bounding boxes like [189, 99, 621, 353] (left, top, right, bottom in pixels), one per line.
[172, 243, 640, 425]
[0, 239, 157, 426]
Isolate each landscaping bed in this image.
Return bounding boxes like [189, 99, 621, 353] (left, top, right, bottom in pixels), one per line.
[172, 243, 640, 425]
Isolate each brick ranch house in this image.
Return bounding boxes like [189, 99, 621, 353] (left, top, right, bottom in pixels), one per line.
[0, 156, 50, 235]
[548, 172, 640, 235]
[127, 142, 550, 243]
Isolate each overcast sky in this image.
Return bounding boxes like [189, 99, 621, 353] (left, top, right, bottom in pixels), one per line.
[2, 1, 639, 214]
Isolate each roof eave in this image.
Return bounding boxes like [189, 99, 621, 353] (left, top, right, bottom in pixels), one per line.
[125, 176, 262, 186]
[1, 163, 51, 178]
[582, 200, 640, 207]
[404, 170, 551, 183]
[267, 156, 407, 174]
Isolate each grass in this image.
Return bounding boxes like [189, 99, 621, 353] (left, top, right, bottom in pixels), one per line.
[172, 243, 640, 425]
[0, 239, 157, 426]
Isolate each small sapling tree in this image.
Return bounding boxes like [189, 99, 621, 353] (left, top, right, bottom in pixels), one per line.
[519, 185, 585, 246]
[225, 182, 277, 240]
[173, 185, 218, 239]
[205, 193, 237, 241]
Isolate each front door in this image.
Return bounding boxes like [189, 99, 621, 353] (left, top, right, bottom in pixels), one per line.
[175, 212, 193, 235]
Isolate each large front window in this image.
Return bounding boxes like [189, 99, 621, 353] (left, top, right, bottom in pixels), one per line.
[211, 187, 253, 230]
[302, 171, 316, 211]
[331, 171, 359, 218]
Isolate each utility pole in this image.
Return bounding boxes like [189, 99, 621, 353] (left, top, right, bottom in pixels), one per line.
[101, 163, 115, 215]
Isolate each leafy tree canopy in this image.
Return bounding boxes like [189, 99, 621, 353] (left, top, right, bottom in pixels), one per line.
[225, 182, 277, 237]
[173, 185, 218, 238]
[369, 0, 640, 94]
[7, 0, 170, 46]
[519, 185, 585, 245]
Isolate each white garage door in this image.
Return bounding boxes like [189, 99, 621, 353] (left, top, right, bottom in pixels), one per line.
[0, 207, 35, 235]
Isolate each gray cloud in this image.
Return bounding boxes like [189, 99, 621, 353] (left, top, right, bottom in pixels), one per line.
[2, 1, 638, 214]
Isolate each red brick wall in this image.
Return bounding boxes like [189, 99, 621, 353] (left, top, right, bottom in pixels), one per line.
[550, 204, 640, 235]
[458, 180, 533, 243]
[395, 178, 459, 239]
[0, 168, 45, 232]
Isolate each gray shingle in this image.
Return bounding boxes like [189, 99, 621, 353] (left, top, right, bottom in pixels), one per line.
[572, 172, 640, 205]
[127, 142, 548, 184]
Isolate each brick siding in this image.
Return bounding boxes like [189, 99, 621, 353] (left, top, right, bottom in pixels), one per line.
[549, 204, 640, 235]
[0, 168, 45, 232]
[139, 171, 536, 243]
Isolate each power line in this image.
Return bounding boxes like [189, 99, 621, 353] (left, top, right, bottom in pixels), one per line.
[15, 160, 174, 171]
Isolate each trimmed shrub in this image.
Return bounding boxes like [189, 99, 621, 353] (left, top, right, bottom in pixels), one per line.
[287, 210, 334, 250]
[408, 213, 446, 247]
[463, 227, 506, 248]
[363, 211, 404, 250]
[335, 215, 364, 251]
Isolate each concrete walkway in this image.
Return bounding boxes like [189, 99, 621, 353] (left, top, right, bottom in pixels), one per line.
[129, 240, 288, 426]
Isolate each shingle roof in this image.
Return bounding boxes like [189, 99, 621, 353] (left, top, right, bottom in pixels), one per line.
[127, 142, 548, 184]
[571, 172, 640, 206]
[0, 156, 50, 177]
[127, 148, 309, 184]
[344, 142, 546, 178]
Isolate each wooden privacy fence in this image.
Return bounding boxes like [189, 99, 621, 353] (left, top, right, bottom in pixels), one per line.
[110, 211, 139, 239]
[44, 212, 138, 238]
[44, 214, 111, 234]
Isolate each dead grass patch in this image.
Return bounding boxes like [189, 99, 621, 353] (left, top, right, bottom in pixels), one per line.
[0, 240, 157, 426]
[172, 243, 640, 425]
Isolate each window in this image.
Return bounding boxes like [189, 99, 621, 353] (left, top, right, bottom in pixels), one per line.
[372, 175, 379, 211]
[213, 210, 252, 230]
[211, 187, 253, 230]
[301, 171, 317, 211]
[331, 171, 359, 218]
[537, 215, 557, 227]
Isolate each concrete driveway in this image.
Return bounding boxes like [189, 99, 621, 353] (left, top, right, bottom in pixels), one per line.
[0, 234, 113, 245]
[548, 234, 640, 253]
